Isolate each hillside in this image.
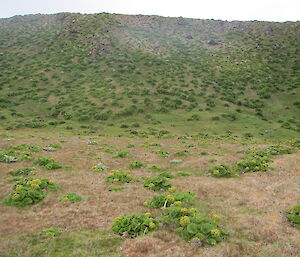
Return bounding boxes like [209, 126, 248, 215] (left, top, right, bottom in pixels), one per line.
[0, 12, 300, 257]
[0, 13, 299, 138]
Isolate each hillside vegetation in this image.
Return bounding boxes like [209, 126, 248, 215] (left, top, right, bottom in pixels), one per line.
[0, 13, 299, 139]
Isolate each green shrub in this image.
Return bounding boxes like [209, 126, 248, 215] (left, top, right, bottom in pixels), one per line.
[144, 192, 195, 208]
[208, 165, 237, 178]
[112, 213, 158, 237]
[9, 167, 37, 176]
[291, 140, 300, 149]
[176, 215, 228, 245]
[0, 150, 32, 163]
[236, 156, 272, 173]
[34, 157, 62, 170]
[60, 192, 83, 203]
[106, 170, 133, 183]
[148, 165, 160, 172]
[14, 177, 58, 190]
[5, 186, 46, 207]
[144, 175, 172, 191]
[128, 161, 145, 169]
[286, 205, 300, 229]
[158, 172, 175, 178]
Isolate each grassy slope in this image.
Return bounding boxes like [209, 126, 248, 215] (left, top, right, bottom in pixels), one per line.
[0, 13, 299, 139]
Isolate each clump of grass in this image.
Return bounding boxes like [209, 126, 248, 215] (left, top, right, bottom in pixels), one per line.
[0, 150, 32, 163]
[9, 167, 37, 176]
[112, 213, 158, 237]
[12, 144, 41, 152]
[106, 170, 133, 183]
[108, 186, 125, 192]
[128, 161, 145, 169]
[148, 165, 160, 172]
[144, 174, 172, 191]
[60, 192, 83, 203]
[176, 171, 192, 177]
[208, 165, 238, 178]
[286, 205, 300, 229]
[34, 157, 62, 170]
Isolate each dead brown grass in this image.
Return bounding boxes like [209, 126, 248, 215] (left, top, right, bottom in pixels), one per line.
[0, 131, 299, 257]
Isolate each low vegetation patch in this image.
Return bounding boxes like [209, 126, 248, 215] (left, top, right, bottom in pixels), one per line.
[5, 178, 58, 207]
[9, 167, 37, 176]
[236, 156, 272, 173]
[144, 174, 173, 191]
[60, 192, 83, 203]
[112, 213, 158, 237]
[106, 170, 133, 183]
[128, 161, 145, 169]
[286, 205, 300, 229]
[34, 157, 62, 170]
[144, 192, 195, 208]
[208, 165, 238, 178]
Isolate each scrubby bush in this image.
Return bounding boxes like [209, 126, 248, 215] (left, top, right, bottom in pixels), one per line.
[5, 186, 46, 207]
[14, 177, 58, 190]
[236, 156, 272, 173]
[34, 157, 62, 170]
[152, 150, 169, 158]
[176, 215, 228, 245]
[114, 151, 130, 158]
[106, 170, 133, 183]
[112, 213, 158, 237]
[144, 175, 172, 191]
[60, 192, 83, 203]
[208, 165, 237, 178]
[0, 150, 32, 163]
[9, 167, 37, 176]
[286, 205, 300, 229]
[92, 163, 108, 172]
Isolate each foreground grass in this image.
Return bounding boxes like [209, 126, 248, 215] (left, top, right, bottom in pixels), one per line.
[3, 230, 122, 257]
[0, 128, 299, 257]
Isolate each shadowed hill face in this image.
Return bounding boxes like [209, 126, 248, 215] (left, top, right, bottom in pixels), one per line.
[0, 13, 299, 138]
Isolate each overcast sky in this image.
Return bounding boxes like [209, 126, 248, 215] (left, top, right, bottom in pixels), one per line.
[1, 0, 299, 21]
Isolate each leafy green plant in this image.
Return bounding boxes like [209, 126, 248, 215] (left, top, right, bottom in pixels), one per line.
[34, 157, 62, 170]
[14, 177, 58, 190]
[12, 144, 41, 152]
[236, 156, 272, 173]
[176, 215, 228, 245]
[208, 165, 237, 178]
[60, 192, 83, 203]
[9, 167, 37, 176]
[112, 213, 158, 237]
[106, 170, 133, 183]
[148, 165, 160, 172]
[144, 192, 195, 208]
[144, 175, 172, 191]
[5, 186, 46, 207]
[42, 227, 62, 237]
[128, 161, 145, 169]
[0, 150, 32, 163]
[286, 205, 300, 229]
[158, 171, 175, 178]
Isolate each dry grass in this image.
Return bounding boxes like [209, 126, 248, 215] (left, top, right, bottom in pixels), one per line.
[0, 131, 299, 257]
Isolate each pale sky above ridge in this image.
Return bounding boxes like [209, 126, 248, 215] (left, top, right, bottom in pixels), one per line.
[0, 0, 299, 22]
